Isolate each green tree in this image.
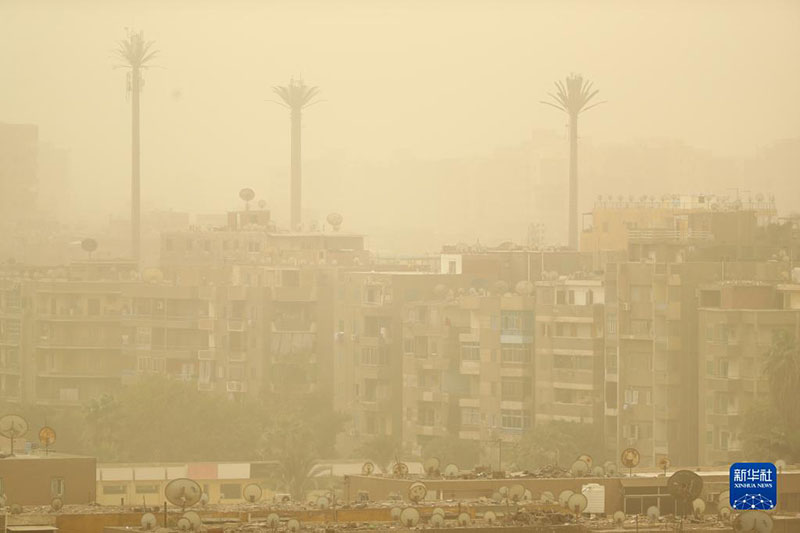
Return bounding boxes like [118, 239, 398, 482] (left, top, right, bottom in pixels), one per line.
[739, 400, 800, 462]
[763, 329, 800, 428]
[510, 421, 602, 470]
[421, 435, 481, 470]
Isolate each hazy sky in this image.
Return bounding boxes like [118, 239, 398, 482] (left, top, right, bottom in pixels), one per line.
[1, 0, 799, 219]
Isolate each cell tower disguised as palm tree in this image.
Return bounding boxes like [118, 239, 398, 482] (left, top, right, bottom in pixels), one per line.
[542, 74, 603, 250]
[116, 30, 158, 262]
[273, 78, 320, 231]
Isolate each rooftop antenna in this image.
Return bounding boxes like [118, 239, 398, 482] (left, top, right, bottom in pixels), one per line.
[0, 414, 29, 456]
[38, 425, 56, 456]
[399, 507, 420, 527]
[164, 478, 203, 514]
[242, 483, 262, 503]
[326, 212, 343, 232]
[81, 238, 98, 259]
[541, 73, 604, 250]
[239, 188, 255, 210]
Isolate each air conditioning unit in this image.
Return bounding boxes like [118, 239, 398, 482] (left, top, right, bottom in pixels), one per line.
[226, 381, 245, 393]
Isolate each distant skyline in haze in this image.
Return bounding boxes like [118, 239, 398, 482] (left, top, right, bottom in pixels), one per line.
[1, 0, 798, 246]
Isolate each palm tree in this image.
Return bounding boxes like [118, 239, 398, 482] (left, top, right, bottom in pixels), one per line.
[542, 74, 603, 250]
[763, 329, 800, 428]
[116, 31, 158, 262]
[272, 78, 320, 230]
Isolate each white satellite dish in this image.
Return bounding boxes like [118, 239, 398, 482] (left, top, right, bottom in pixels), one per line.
[361, 461, 375, 475]
[51, 498, 63, 511]
[430, 513, 444, 527]
[444, 463, 459, 478]
[775, 459, 786, 473]
[484, 511, 497, 524]
[567, 493, 588, 514]
[523, 489, 532, 501]
[719, 490, 731, 509]
[432, 507, 445, 517]
[141, 513, 158, 531]
[390, 507, 402, 520]
[733, 510, 773, 533]
[183, 512, 201, 530]
[458, 512, 471, 526]
[571, 459, 590, 476]
[592, 466, 604, 477]
[199, 494, 209, 507]
[613, 511, 625, 525]
[265, 513, 280, 527]
[164, 479, 203, 509]
[316, 496, 330, 509]
[176, 517, 192, 531]
[577, 454, 593, 467]
[287, 519, 301, 532]
[400, 507, 420, 527]
[693, 498, 706, 516]
[491, 492, 503, 502]
[498, 486, 509, 497]
[541, 491, 555, 503]
[647, 505, 660, 522]
[243, 483, 263, 503]
[509, 484, 525, 502]
[408, 481, 427, 502]
[423, 457, 441, 476]
[558, 490, 575, 508]
[720, 507, 732, 521]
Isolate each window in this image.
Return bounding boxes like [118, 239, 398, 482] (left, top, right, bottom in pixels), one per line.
[461, 407, 480, 426]
[220, 483, 242, 500]
[51, 478, 65, 497]
[448, 260, 457, 274]
[501, 344, 531, 363]
[461, 343, 480, 361]
[555, 388, 576, 404]
[501, 312, 534, 334]
[631, 320, 652, 336]
[418, 405, 435, 426]
[135, 484, 159, 494]
[403, 337, 415, 354]
[720, 431, 730, 450]
[501, 409, 530, 429]
[501, 377, 530, 400]
[361, 347, 387, 366]
[586, 290, 594, 305]
[364, 379, 377, 402]
[607, 314, 617, 335]
[103, 484, 126, 495]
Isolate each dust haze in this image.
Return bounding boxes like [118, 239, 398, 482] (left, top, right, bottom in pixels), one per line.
[1, 0, 798, 254]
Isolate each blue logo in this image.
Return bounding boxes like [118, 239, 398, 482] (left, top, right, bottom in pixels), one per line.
[730, 462, 777, 510]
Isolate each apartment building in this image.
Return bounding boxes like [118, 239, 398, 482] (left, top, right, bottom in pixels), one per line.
[534, 277, 604, 426]
[697, 281, 800, 465]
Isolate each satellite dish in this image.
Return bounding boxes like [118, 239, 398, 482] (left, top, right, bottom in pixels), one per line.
[620, 448, 640, 469]
[499, 486, 509, 497]
[0, 415, 28, 455]
[667, 470, 704, 510]
[592, 466, 604, 477]
[10, 504, 22, 515]
[484, 511, 497, 524]
[720, 506, 732, 520]
[408, 481, 427, 502]
[39, 426, 57, 449]
[733, 510, 773, 533]
[613, 511, 625, 525]
[491, 492, 503, 502]
[523, 489, 532, 501]
[657, 456, 671, 472]
[164, 479, 203, 509]
[567, 493, 588, 514]
[577, 454, 593, 467]
[392, 462, 409, 477]
[400, 507, 420, 527]
[443, 463, 459, 478]
[287, 519, 301, 532]
[183, 512, 201, 530]
[390, 507, 402, 520]
[326, 212, 343, 231]
[242, 483, 262, 503]
[239, 188, 255, 203]
[199, 493, 209, 507]
[81, 238, 98, 253]
[571, 459, 590, 476]
[361, 461, 375, 475]
[316, 496, 330, 509]
[775, 459, 786, 472]
[432, 507, 445, 517]
[423, 457, 440, 476]
[509, 484, 525, 501]
[558, 490, 575, 508]
[457, 512, 471, 526]
[265, 513, 280, 527]
[693, 498, 706, 516]
[258, 199, 267, 209]
[176, 517, 192, 531]
[430, 513, 444, 527]
[646, 505, 660, 522]
[51, 498, 63, 511]
[540, 491, 555, 503]
[605, 462, 618, 476]
[141, 513, 158, 530]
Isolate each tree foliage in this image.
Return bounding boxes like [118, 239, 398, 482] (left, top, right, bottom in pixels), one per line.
[510, 421, 603, 470]
[355, 434, 401, 473]
[420, 435, 481, 470]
